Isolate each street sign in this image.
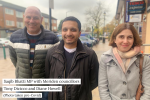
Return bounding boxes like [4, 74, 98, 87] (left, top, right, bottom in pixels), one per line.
[49, 0, 54, 9]
[128, 1, 145, 15]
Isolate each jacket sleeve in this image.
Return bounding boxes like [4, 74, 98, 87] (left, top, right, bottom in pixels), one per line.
[45, 49, 51, 78]
[98, 55, 112, 100]
[9, 38, 17, 67]
[140, 56, 150, 100]
[90, 51, 99, 90]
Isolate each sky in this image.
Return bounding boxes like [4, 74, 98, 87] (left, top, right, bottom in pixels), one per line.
[1, 0, 118, 28]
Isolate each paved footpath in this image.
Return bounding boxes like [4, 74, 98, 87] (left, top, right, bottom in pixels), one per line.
[0, 40, 111, 100]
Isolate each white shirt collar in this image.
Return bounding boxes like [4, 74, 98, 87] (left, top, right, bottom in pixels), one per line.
[27, 30, 41, 36]
[64, 46, 76, 53]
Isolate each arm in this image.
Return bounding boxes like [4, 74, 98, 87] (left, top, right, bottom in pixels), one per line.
[45, 50, 51, 78]
[9, 38, 17, 67]
[90, 51, 99, 90]
[98, 56, 112, 100]
[140, 56, 150, 100]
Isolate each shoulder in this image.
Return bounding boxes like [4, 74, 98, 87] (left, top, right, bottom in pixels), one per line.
[143, 55, 150, 68]
[144, 55, 150, 61]
[10, 29, 24, 42]
[84, 46, 96, 56]
[11, 29, 24, 37]
[44, 29, 58, 38]
[43, 29, 59, 43]
[100, 49, 114, 63]
[47, 43, 59, 55]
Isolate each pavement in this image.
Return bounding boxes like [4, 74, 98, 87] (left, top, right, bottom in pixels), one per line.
[0, 39, 111, 100]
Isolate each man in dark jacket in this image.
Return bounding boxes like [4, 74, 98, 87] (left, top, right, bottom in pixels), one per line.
[45, 16, 99, 100]
[9, 6, 59, 100]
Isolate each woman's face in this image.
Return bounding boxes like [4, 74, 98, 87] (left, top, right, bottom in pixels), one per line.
[114, 29, 134, 52]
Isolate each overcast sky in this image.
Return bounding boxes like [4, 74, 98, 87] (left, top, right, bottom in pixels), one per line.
[2, 0, 118, 28]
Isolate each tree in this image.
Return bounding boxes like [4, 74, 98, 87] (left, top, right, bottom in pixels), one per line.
[57, 20, 63, 32]
[100, 17, 118, 40]
[85, 1, 108, 38]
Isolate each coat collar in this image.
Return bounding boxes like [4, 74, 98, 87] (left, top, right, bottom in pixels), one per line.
[103, 47, 142, 57]
[104, 48, 142, 74]
[56, 39, 86, 54]
[20, 25, 45, 41]
[53, 39, 88, 64]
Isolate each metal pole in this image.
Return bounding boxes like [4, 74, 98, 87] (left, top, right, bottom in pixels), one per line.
[92, 26, 94, 47]
[49, 8, 52, 31]
[66, 12, 67, 17]
[3, 44, 6, 59]
[103, 12, 105, 43]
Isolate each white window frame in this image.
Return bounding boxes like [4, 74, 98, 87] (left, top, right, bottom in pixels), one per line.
[17, 22, 23, 28]
[53, 20, 56, 23]
[16, 11, 23, 18]
[5, 8, 14, 15]
[54, 27, 56, 30]
[45, 18, 49, 23]
[6, 20, 14, 26]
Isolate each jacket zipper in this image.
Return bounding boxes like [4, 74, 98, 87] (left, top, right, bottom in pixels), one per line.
[55, 51, 86, 100]
[67, 52, 86, 78]
[55, 51, 67, 100]
[27, 41, 32, 78]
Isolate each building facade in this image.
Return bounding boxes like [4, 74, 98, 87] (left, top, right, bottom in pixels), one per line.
[0, 1, 57, 38]
[115, 0, 150, 54]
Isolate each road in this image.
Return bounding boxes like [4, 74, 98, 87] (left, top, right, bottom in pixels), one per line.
[0, 39, 111, 100]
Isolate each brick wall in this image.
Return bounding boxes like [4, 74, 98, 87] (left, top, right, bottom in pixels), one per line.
[4, 7, 17, 28]
[0, 7, 4, 28]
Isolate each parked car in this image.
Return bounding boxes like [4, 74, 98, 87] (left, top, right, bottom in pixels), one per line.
[79, 36, 93, 47]
[57, 34, 62, 41]
[80, 33, 97, 45]
[0, 38, 10, 47]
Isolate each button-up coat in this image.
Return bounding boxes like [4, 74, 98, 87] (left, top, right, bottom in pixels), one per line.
[98, 48, 150, 100]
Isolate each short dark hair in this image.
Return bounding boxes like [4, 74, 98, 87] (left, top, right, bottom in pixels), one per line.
[109, 23, 142, 47]
[61, 16, 81, 31]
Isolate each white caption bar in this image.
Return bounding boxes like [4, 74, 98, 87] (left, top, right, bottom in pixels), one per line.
[3, 79, 81, 84]
[2, 93, 42, 98]
[3, 86, 62, 92]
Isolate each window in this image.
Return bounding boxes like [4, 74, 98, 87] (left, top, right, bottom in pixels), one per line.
[6, 20, 14, 26]
[53, 20, 57, 23]
[5, 8, 14, 15]
[54, 27, 56, 30]
[17, 22, 23, 28]
[16, 11, 23, 18]
[45, 25, 49, 30]
[45, 18, 49, 23]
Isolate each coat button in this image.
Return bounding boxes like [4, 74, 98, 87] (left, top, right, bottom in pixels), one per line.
[127, 70, 131, 74]
[123, 81, 126, 85]
[122, 93, 126, 97]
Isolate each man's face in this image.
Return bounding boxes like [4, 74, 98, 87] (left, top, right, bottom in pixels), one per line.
[62, 21, 81, 47]
[24, 8, 43, 34]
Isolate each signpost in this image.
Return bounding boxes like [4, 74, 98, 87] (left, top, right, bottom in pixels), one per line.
[49, 0, 54, 31]
[147, 0, 150, 13]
